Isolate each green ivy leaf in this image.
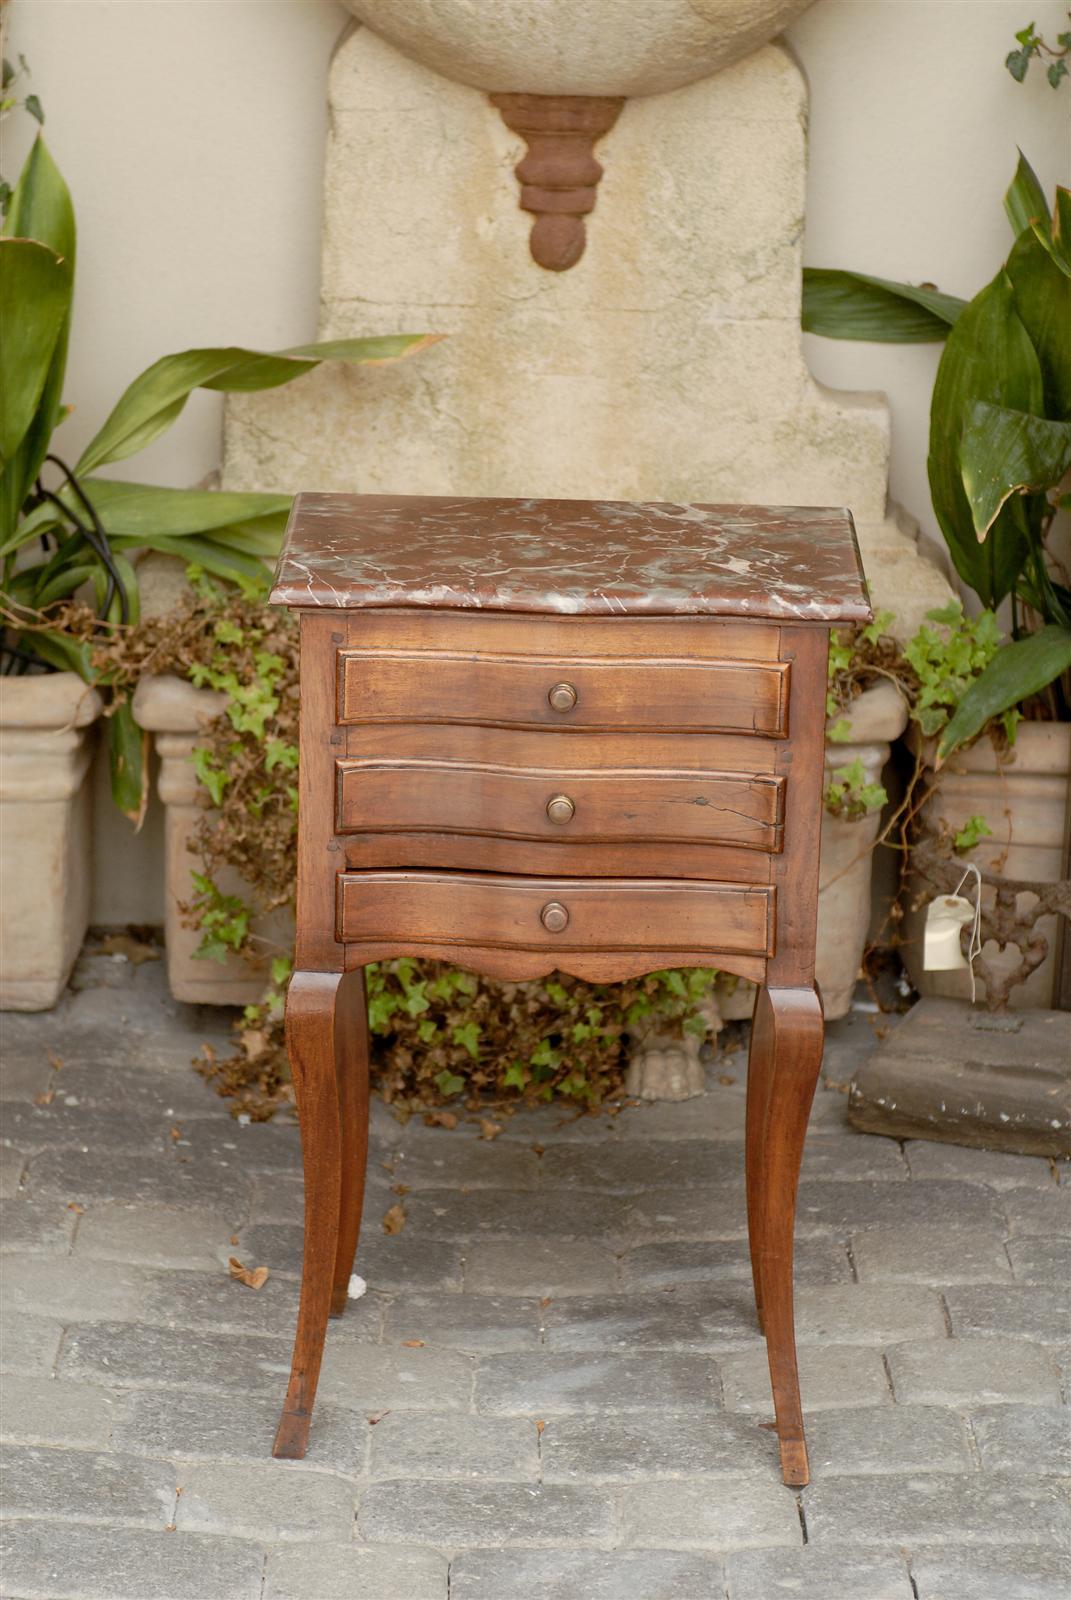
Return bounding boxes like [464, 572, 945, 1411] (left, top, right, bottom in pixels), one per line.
[434, 1069, 466, 1098]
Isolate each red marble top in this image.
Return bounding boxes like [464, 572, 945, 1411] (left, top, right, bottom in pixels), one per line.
[269, 494, 871, 623]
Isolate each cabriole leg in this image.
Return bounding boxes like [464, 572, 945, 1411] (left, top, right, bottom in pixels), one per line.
[748, 983, 824, 1487]
[273, 968, 366, 1460]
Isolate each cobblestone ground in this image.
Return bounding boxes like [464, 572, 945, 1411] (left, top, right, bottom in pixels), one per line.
[1, 951, 1069, 1599]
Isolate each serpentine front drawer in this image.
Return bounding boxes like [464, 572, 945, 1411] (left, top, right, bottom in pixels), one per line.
[337, 870, 775, 957]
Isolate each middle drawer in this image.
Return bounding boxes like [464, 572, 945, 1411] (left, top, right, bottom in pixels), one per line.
[336, 756, 784, 852]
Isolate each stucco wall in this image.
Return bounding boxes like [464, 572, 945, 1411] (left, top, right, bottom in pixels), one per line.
[4, 0, 1068, 923]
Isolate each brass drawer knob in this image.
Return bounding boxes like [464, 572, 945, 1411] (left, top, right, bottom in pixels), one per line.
[548, 681, 578, 712]
[540, 900, 570, 933]
[546, 794, 575, 825]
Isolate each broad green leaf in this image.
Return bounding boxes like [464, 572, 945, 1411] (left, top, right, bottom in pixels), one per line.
[1053, 187, 1071, 274]
[107, 531, 270, 585]
[960, 403, 1071, 536]
[1004, 150, 1051, 239]
[927, 269, 1043, 607]
[0, 238, 72, 462]
[802, 268, 964, 342]
[77, 477, 291, 537]
[75, 333, 441, 476]
[108, 695, 148, 824]
[1006, 228, 1071, 419]
[0, 137, 76, 543]
[938, 626, 1071, 758]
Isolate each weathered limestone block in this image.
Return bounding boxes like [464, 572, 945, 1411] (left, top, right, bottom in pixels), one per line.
[222, 29, 952, 640]
[0, 673, 103, 1010]
[132, 675, 292, 1006]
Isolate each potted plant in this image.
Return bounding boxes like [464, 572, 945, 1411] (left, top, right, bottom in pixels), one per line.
[0, 128, 435, 1006]
[803, 154, 1071, 1006]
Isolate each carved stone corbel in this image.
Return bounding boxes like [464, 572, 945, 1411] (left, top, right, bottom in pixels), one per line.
[490, 92, 624, 271]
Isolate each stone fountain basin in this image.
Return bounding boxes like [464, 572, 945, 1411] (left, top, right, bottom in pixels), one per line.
[343, 0, 817, 96]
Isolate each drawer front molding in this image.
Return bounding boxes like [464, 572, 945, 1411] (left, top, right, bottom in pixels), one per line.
[336, 759, 785, 851]
[338, 650, 790, 737]
[337, 871, 774, 958]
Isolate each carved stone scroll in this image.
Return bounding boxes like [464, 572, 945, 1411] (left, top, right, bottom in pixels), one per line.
[490, 92, 625, 271]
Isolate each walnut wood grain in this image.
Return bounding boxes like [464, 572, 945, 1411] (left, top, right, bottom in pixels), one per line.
[337, 871, 774, 958]
[270, 494, 870, 1486]
[336, 758, 785, 851]
[342, 832, 774, 883]
[338, 650, 790, 737]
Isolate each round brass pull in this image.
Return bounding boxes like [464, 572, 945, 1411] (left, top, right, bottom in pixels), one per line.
[546, 794, 575, 825]
[540, 901, 570, 933]
[548, 681, 578, 712]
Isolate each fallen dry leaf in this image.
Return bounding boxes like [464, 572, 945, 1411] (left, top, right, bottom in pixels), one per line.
[67, 1201, 85, 1215]
[382, 1203, 407, 1235]
[535, 1419, 546, 1436]
[97, 932, 160, 966]
[229, 1234, 239, 1246]
[478, 1118, 503, 1141]
[34, 1088, 55, 1107]
[717, 1074, 736, 1087]
[531, 1143, 545, 1157]
[228, 1256, 269, 1290]
[169, 1125, 182, 1142]
[424, 1110, 458, 1130]
[401, 1339, 425, 1348]
[391, 1183, 411, 1197]
[539, 1296, 552, 1309]
[367, 1410, 391, 1425]
[240, 1029, 268, 1061]
[47, 1053, 64, 1071]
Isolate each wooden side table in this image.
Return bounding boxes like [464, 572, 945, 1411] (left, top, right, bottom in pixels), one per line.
[268, 494, 871, 1486]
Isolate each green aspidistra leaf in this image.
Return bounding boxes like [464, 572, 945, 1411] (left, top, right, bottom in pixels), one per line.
[939, 626, 1071, 759]
[802, 268, 964, 343]
[1004, 150, 1051, 240]
[0, 237, 72, 463]
[75, 333, 441, 476]
[927, 269, 1043, 607]
[960, 403, 1071, 536]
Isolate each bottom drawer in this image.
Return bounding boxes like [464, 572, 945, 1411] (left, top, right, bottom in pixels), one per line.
[337, 871, 773, 957]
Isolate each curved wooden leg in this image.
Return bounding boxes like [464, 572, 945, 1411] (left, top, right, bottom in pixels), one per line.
[273, 970, 348, 1461]
[745, 985, 774, 1335]
[331, 967, 370, 1317]
[753, 984, 824, 1488]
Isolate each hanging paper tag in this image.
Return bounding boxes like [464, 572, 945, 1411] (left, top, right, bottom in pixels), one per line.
[923, 895, 975, 971]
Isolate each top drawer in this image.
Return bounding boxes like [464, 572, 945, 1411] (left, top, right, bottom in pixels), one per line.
[338, 650, 790, 737]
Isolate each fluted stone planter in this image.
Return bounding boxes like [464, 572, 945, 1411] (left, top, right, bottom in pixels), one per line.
[133, 675, 292, 1006]
[902, 722, 1071, 1009]
[710, 680, 909, 1034]
[0, 673, 103, 1010]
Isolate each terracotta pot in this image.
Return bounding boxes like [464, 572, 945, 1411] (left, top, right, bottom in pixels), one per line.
[0, 672, 103, 1009]
[902, 722, 1071, 1009]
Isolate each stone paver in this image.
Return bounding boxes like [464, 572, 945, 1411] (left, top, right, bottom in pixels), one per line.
[908, 1545, 1071, 1600]
[803, 1471, 1071, 1545]
[850, 1225, 1013, 1284]
[475, 1351, 721, 1414]
[463, 1238, 619, 1296]
[620, 1477, 801, 1550]
[944, 1283, 1071, 1343]
[0, 1520, 265, 1598]
[0, 1376, 121, 1447]
[886, 1336, 1061, 1406]
[71, 1203, 235, 1271]
[175, 1460, 355, 1542]
[264, 1542, 448, 1600]
[969, 1403, 1071, 1474]
[719, 1343, 892, 1413]
[0, 1444, 177, 1528]
[450, 1548, 725, 1598]
[358, 1481, 614, 1545]
[727, 1545, 914, 1599]
[1, 965, 1067, 1595]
